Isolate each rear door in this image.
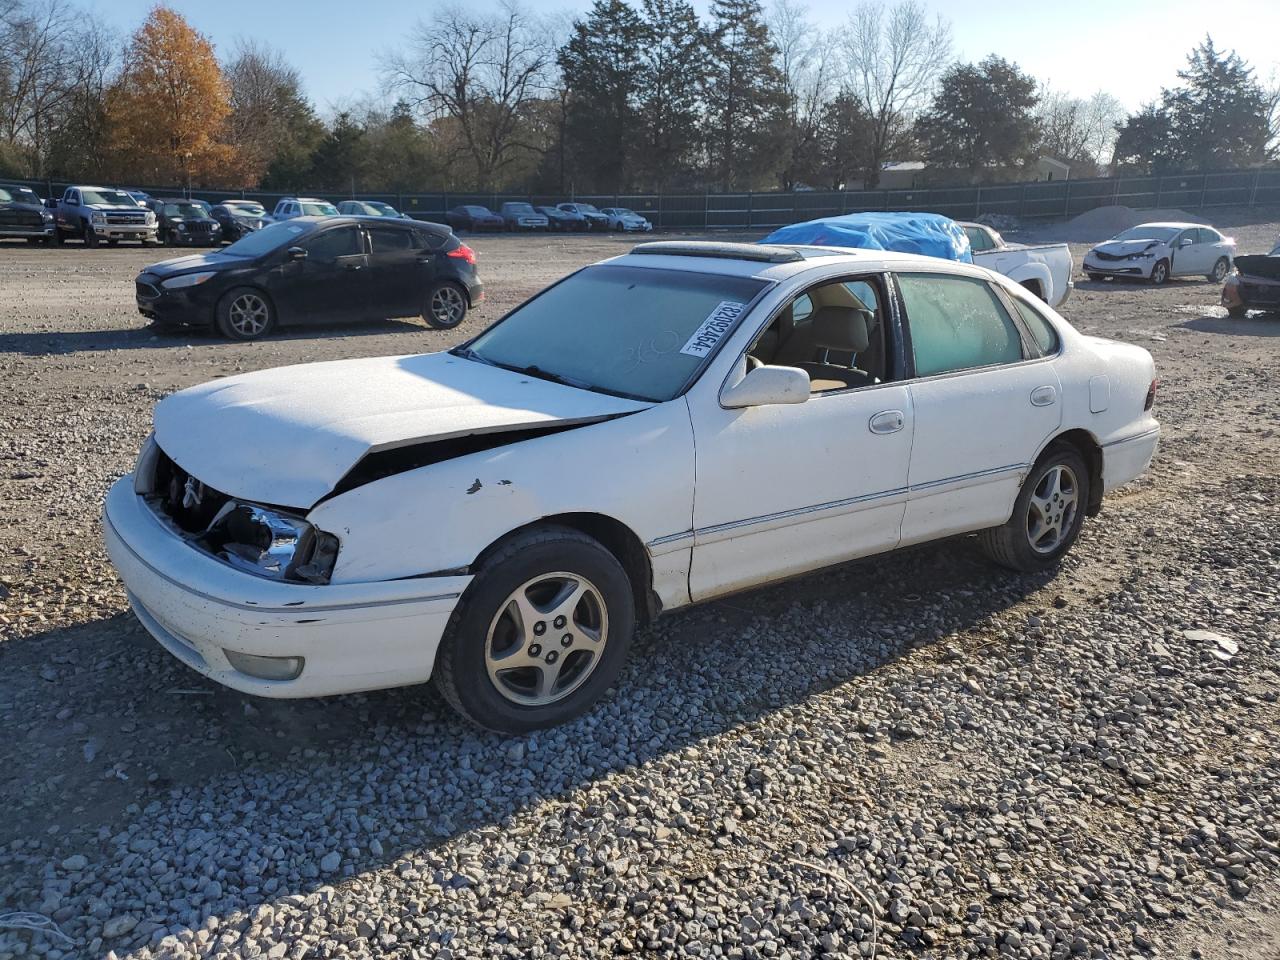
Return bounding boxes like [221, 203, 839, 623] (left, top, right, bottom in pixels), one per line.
[896, 271, 1062, 545]
[365, 224, 426, 317]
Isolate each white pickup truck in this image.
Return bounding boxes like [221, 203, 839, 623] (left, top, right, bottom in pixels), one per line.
[960, 222, 1073, 308]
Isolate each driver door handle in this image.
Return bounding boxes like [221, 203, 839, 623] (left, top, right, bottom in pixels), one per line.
[868, 410, 906, 435]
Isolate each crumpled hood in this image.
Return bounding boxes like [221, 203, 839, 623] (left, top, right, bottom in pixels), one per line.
[154, 352, 652, 508]
[1092, 239, 1165, 257]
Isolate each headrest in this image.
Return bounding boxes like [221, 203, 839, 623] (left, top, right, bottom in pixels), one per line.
[809, 306, 871, 352]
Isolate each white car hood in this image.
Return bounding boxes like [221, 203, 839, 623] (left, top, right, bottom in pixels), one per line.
[154, 352, 651, 508]
[1092, 239, 1165, 257]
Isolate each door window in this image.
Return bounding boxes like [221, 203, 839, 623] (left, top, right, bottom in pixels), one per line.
[1175, 229, 1197, 247]
[368, 227, 415, 253]
[898, 273, 1025, 377]
[303, 226, 361, 262]
[1196, 227, 1220, 244]
[964, 226, 994, 252]
[748, 277, 889, 393]
[1008, 295, 1060, 356]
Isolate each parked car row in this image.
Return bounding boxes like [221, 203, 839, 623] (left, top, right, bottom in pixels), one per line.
[445, 202, 652, 233]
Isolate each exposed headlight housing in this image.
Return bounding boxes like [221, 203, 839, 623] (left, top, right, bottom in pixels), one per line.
[206, 502, 339, 583]
[91, 212, 106, 224]
[41, 211, 53, 222]
[161, 271, 215, 289]
[144, 211, 156, 225]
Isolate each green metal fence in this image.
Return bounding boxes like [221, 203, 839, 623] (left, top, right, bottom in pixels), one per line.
[12, 167, 1280, 231]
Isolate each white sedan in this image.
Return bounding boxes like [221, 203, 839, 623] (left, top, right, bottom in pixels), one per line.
[1082, 222, 1235, 285]
[104, 242, 1159, 732]
[601, 207, 652, 232]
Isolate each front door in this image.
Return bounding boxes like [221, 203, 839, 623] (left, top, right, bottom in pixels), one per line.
[688, 275, 913, 601]
[895, 271, 1062, 545]
[1171, 227, 1212, 276]
[267, 224, 369, 324]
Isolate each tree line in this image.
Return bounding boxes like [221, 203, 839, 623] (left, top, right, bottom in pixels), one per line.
[0, 0, 1276, 196]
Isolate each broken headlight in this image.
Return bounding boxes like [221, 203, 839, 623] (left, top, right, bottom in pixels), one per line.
[205, 502, 339, 584]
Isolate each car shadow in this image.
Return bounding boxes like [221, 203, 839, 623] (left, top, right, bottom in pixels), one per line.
[0, 318, 434, 356]
[1180, 314, 1280, 337]
[0, 533, 1057, 951]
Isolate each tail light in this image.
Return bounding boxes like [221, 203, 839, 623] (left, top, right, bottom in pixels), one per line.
[447, 243, 476, 266]
[1144, 379, 1158, 411]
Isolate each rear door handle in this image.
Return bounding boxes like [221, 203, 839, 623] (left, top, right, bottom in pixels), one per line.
[868, 410, 906, 435]
[343, 262, 363, 271]
[1030, 385, 1057, 407]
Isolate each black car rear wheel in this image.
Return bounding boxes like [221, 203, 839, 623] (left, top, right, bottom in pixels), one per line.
[216, 287, 275, 341]
[424, 281, 468, 329]
[1227, 305, 1248, 318]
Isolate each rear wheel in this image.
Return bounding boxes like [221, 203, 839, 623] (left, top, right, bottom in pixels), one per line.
[215, 287, 275, 340]
[1208, 257, 1230, 283]
[1227, 305, 1248, 319]
[979, 445, 1089, 572]
[433, 525, 635, 733]
[424, 280, 468, 329]
[1149, 259, 1169, 285]
[1086, 272, 1103, 282]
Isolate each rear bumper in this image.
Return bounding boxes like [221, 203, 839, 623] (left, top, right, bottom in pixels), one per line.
[1101, 424, 1159, 494]
[103, 476, 468, 698]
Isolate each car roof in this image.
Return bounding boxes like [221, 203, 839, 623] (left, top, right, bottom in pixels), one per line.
[291, 214, 449, 235]
[608, 240, 1000, 283]
[1129, 221, 1203, 230]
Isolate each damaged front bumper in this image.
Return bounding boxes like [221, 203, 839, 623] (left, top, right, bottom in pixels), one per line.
[103, 476, 470, 698]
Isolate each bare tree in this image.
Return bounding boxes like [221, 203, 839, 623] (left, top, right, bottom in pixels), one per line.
[382, 0, 552, 190]
[1264, 69, 1280, 159]
[0, 0, 85, 176]
[769, 0, 835, 189]
[841, 0, 950, 187]
[1037, 86, 1125, 174]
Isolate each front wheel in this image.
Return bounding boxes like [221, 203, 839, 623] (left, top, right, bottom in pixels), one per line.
[433, 525, 636, 733]
[1226, 305, 1248, 319]
[215, 287, 275, 340]
[1208, 257, 1230, 283]
[1149, 259, 1169, 285]
[83, 224, 98, 248]
[1086, 272, 1104, 282]
[979, 445, 1089, 572]
[424, 280, 468, 329]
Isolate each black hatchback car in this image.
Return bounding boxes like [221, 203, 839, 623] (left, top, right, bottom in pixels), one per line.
[135, 217, 483, 340]
[445, 205, 504, 232]
[148, 198, 222, 247]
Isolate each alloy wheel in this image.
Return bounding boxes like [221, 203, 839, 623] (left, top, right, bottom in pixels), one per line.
[1211, 258, 1229, 282]
[430, 285, 466, 327]
[484, 572, 608, 706]
[228, 293, 270, 337]
[1026, 464, 1079, 554]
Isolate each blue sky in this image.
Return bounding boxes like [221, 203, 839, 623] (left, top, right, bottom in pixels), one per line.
[89, 0, 1280, 115]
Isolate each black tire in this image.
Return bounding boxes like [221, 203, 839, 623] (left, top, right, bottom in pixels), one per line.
[1227, 305, 1248, 319]
[215, 287, 275, 340]
[1208, 257, 1230, 283]
[82, 223, 98, 248]
[1086, 272, 1103, 282]
[107, 239, 118, 247]
[154, 230, 167, 247]
[53, 227, 64, 246]
[1149, 258, 1169, 285]
[978, 444, 1090, 573]
[433, 525, 636, 734]
[424, 280, 468, 329]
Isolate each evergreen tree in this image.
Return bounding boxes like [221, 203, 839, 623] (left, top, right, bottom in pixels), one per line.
[703, 0, 787, 190]
[635, 0, 706, 190]
[309, 112, 366, 192]
[557, 0, 643, 192]
[815, 92, 874, 190]
[915, 55, 1040, 178]
[1112, 103, 1178, 174]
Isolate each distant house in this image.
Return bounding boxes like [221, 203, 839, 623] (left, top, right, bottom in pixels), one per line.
[1036, 156, 1071, 181]
[877, 161, 927, 190]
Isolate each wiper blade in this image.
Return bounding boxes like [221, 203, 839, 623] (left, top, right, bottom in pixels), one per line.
[513, 364, 595, 391]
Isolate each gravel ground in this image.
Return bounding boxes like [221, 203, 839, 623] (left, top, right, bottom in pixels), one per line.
[0, 211, 1277, 960]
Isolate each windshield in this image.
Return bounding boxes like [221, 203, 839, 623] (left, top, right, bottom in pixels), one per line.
[81, 189, 134, 206]
[466, 206, 491, 215]
[459, 265, 768, 402]
[163, 202, 202, 218]
[578, 204, 599, 213]
[228, 202, 267, 217]
[1112, 225, 1179, 242]
[369, 202, 397, 215]
[506, 203, 534, 213]
[301, 201, 338, 216]
[617, 209, 635, 216]
[0, 187, 39, 204]
[221, 220, 309, 257]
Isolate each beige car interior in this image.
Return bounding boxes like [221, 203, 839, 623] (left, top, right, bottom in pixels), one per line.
[747, 279, 887, 392]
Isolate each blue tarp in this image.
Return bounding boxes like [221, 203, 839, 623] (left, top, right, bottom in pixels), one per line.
[762, 211, 972, 263]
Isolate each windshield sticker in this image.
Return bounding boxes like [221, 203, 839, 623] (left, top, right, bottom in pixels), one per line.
[679, 301, 746, 358]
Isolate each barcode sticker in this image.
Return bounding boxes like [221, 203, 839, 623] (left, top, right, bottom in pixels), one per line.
[679, 301, 746, 358]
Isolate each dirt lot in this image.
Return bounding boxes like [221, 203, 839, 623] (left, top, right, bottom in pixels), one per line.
[0, 214, 1278, 959]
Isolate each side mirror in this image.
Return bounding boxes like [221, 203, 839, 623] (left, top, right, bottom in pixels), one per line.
[287, 246, 307, 261]
[721, 363, 810, 408]
[1179, 237, 1193, 247]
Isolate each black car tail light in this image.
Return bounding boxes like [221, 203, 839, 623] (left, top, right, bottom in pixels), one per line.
[1144, 379, 1158, 411]
[448, 243, 476, 266]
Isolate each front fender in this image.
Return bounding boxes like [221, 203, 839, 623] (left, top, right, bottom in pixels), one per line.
[308, 402, 695, 585]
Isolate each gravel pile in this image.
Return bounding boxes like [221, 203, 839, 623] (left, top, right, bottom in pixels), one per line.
[1051, 205, 1205, 244]
[0, 227, 1278, 959]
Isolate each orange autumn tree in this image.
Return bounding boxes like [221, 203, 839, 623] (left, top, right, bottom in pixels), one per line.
[105, 6, 251, 187]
